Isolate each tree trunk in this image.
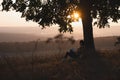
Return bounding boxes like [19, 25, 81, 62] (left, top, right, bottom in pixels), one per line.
[79, 0, 95, 51]
[82, 14, 95, 50]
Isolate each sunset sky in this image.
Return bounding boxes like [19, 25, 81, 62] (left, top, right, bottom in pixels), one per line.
[0, 0, 120, 39]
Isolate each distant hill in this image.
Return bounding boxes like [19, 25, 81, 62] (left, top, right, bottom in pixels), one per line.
[0, 33, 45, 42]
[0, 32, 119, 50]
[94, 36, 119, 50]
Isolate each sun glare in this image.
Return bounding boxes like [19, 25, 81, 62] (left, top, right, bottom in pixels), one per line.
[67, 11, 81, 21]
[73, 12, 79, 19]
[68, 11, 83, 27]
[72, 11, 81, 21]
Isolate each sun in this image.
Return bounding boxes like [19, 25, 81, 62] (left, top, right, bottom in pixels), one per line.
[67, 11, 83, 27]
[73, 12, 79, 20]
[71, 11, 81, 21]
[71, 11, 83, 27]
[67, 11, 81, 20]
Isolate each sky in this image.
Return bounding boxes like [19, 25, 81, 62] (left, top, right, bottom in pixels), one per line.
[0, 0, 120, 40]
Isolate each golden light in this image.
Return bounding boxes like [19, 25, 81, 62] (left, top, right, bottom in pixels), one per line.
[71, 11, 81, 21]
[73, 12, 79, 19]
[67, 11, 82, 27]
[67, 11, 81, 20]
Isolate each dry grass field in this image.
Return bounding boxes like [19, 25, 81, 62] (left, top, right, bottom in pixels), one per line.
[0, 38, 120, 80]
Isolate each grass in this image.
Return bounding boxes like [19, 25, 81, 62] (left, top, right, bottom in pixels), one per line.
[0, 49, 120, 80]
[0, 41, 120, 80]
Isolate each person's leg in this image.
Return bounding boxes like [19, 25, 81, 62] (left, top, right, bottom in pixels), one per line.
[64, 51, 76, 59]
[64, 51, 69, 58]
[64, 50, 78, 59]
[69, 51, 78, 58]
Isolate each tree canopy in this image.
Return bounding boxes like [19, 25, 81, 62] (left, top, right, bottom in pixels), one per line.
[1, 0, 120, 32]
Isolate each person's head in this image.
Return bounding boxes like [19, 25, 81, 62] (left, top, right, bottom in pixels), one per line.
[79, 40, 84, 46]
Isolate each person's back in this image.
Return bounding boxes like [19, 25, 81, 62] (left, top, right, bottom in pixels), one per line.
[77, 46, 85, 56]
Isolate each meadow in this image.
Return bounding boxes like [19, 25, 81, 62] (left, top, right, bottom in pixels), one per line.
[0, 38, 120, 80]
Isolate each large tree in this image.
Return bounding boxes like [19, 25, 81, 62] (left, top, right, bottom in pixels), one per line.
[1, 0, 120, 51]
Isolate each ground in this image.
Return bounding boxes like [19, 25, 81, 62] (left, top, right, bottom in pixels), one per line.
[0, 49, 120, 80]
[0, 40, 120, 80]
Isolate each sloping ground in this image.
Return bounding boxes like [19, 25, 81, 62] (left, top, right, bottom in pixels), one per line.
[0, 36, 119, 56]
[94, 36, 117, 50]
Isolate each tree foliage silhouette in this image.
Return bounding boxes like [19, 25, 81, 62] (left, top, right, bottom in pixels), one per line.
[1, 0, 120, 50]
